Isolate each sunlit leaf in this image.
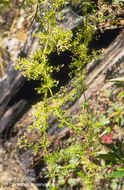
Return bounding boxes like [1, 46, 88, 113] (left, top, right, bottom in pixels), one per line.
[95, 120, 110, 127]
[78, 172, 86, 179]
[110, 77, 124, 82]
[100, 127, 111, 137]
[118, 91, 124, 98]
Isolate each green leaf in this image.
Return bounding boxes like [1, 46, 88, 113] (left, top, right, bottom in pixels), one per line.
[77, 172, 86, 179]
[110, 78, 124, 82]
[118, 91, 124, 98]
[108, 170, 124, 178]
[117, 167, 124, 171]
[95, 120, 110, 127]
[110, 77, 124, 87]
[97, 153, 117, 161]
[100, 127, 111, 137]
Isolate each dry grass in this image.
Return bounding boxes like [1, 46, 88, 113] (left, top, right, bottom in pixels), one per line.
[0, 35, 10, 78]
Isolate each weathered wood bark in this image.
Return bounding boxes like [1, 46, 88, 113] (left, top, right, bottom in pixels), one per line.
[0, 99, 27, 138]
[0, 67, 25, 119]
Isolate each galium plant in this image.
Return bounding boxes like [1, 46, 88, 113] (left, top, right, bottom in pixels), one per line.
[16, 0, 99, 148]
[15, 0, 123, 189]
